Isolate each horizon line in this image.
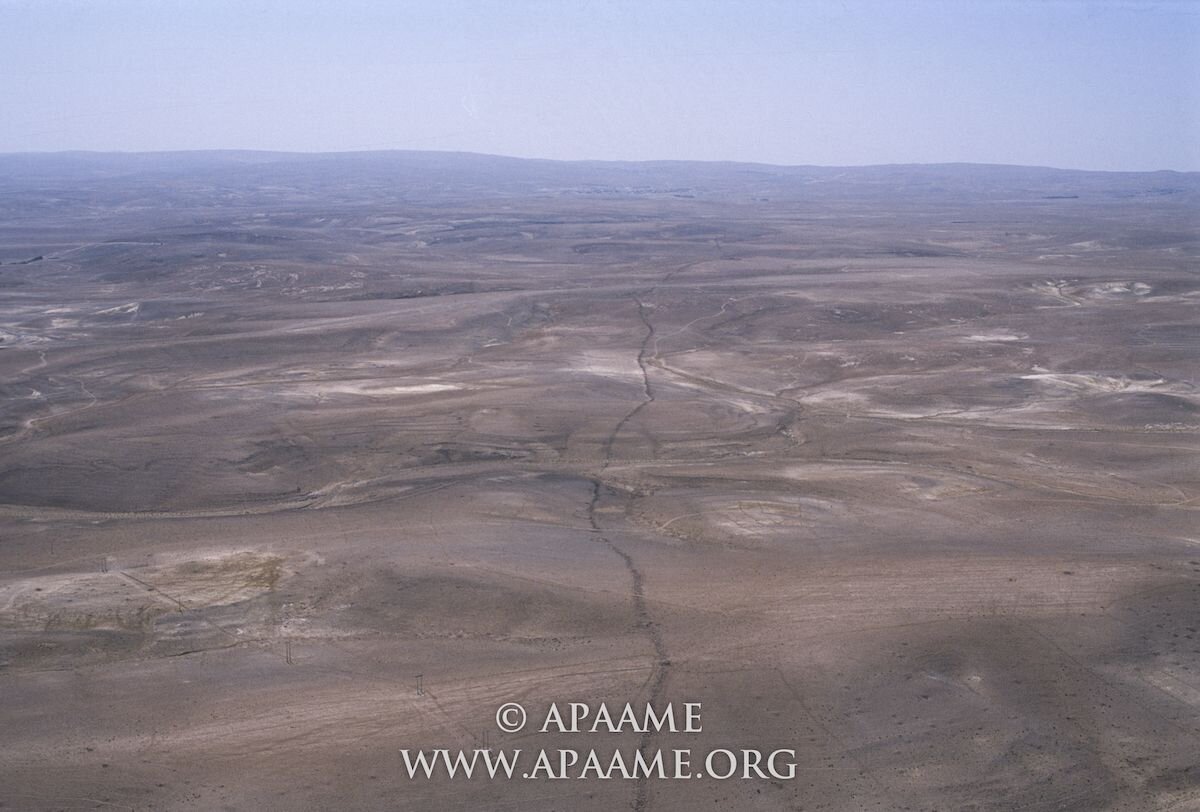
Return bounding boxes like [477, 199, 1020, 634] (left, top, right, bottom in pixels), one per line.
[1, 148, 1194, 176]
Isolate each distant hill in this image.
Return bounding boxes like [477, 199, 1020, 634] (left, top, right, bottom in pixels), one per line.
[0, 150, 1196, 213]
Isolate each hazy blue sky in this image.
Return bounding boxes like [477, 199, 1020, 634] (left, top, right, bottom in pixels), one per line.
[1, 0, 1197, 170]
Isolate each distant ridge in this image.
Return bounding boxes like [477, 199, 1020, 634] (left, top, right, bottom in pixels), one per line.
[0, 150, 1196, 209]
[2, 148, 1196, 176]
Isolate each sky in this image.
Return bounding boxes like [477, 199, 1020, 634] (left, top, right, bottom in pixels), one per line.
[1, 0, 1197, 170]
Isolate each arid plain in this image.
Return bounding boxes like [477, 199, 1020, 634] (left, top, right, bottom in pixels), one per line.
[0, 153, 1198, 810]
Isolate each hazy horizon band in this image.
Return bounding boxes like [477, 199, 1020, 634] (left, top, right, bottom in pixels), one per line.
[0, 0, 1196, 172]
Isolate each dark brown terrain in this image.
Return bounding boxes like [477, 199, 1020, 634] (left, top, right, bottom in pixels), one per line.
[0, 152, 1198, 810]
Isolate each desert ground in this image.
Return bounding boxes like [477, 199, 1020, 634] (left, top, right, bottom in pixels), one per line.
[0, 152, 1197, 810]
